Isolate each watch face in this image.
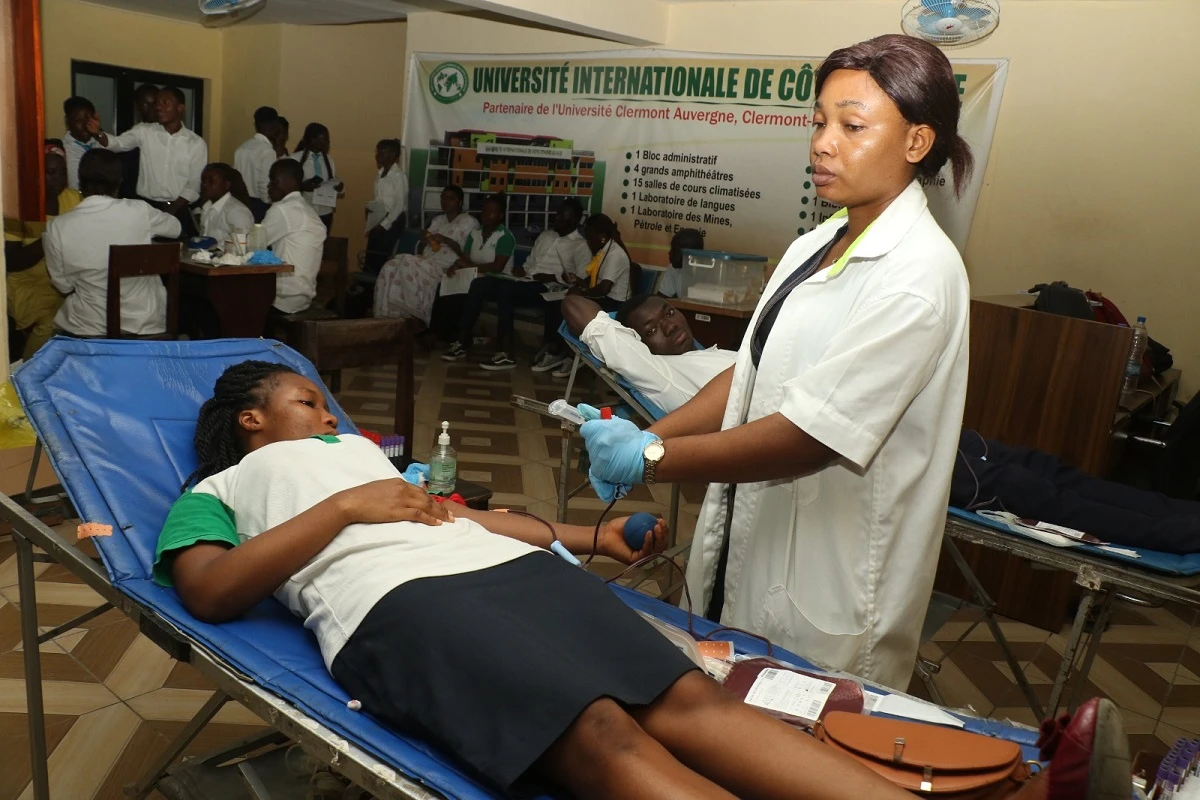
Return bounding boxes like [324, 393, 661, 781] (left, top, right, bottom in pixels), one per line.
[645, 441, 665, 461]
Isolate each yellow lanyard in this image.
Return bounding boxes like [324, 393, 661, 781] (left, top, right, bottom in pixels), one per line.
[821, 208, 874, 278]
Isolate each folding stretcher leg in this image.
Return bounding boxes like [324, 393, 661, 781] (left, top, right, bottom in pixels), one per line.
[940, 537, 1046, 719]
[126, 689, 230, 799]
[15, 530, 51, 800]
[23, 440, 67, 506]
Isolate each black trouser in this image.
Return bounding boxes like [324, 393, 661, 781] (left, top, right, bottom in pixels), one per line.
[953, 430, 1200, 554]
[364, 219, 406, 275]
[456, 275, 556, 351]
[140, 196, 198, 239]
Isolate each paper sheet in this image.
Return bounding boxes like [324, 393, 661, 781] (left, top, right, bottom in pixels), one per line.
[869, 692, 965, 728]
[312, 179, 340, 208]
[440, 266, 478, 296]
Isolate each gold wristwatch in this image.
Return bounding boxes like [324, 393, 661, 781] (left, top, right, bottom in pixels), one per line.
[642, 438, 665, 485]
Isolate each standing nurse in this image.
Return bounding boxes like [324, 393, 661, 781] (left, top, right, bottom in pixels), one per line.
[582, 34, 973, 689]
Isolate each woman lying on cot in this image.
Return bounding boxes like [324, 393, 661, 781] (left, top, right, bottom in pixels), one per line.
[153, 360, 1120, 800]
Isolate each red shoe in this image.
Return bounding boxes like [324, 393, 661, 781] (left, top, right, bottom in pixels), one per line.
[1037, 698, 1131, 800]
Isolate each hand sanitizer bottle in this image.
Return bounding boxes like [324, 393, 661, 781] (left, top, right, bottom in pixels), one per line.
[429, 421, 457, 495]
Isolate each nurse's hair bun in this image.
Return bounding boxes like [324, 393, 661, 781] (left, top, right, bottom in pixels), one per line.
[816, 34, 974, 198]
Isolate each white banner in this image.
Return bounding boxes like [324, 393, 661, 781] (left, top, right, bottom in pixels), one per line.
[405, 50, 1008, 268]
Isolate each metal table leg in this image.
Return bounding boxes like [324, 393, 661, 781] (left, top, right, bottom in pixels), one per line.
[1065, 592, 1114, 713]
[15, 531, 50, 800]
[1045, 590, 1097, 719]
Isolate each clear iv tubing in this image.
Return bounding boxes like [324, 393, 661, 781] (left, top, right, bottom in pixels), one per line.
[502, 502, 773, 655]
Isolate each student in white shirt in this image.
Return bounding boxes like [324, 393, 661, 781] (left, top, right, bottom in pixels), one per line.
[44, 149, 180, 337]
[62, 96, 103, 192]
[233, 106, 282, 221]
[449, 199, 591, 372]
[290, 122, 342, 230]
[562, 294, 736, 413]
[364, 138, 408, 274]
[582, 35, 975, 691]
[198, 163, 255, 249]
[90, 86, 208, 238]
[262, 159, 327, 318]
[657, 228, 704, 299]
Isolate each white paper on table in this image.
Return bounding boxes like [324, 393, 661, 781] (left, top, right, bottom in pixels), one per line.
[871, 694, 965, 728]
[312, 179, 340, 208]
[540, 289, 568, 302]
[440, 266, 478, 296]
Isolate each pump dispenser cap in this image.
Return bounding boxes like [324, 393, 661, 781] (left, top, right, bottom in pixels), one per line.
[438, 421, 450, 446]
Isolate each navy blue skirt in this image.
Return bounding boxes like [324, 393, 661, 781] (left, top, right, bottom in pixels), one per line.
[330, 553, 697, 791]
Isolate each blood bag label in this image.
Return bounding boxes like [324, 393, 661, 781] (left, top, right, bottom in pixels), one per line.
[743, 668, 835, 721]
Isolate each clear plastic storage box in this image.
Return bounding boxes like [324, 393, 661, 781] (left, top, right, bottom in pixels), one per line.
[680, 249, 769, 307]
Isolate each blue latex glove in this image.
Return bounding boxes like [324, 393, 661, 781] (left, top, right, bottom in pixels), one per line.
[576, 403, 603, 421]
[580, 417, 659, 503]
[402, 462, 431, 486]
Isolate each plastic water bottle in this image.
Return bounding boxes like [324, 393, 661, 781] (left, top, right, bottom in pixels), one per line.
[429, 421, 457, 495]
[247, 223, 266, 253]
[1122, 316, 1149, 395]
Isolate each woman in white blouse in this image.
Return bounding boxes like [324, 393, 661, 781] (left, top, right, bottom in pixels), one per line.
[198, 163, 254, 250]
[290, 122, 342, 230]
[364, 139, 408, 274]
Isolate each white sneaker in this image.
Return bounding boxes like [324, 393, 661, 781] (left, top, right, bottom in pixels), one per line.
[441, 342, 466, 362]
[551, 361, 574, 379]
[480, 351, 517, 371]
[531, 352, 567, 373]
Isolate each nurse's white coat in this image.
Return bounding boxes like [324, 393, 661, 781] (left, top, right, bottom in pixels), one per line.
[686, 181, 969, 689]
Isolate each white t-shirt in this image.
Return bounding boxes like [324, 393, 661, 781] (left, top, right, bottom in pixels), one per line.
[525, 229, 592, 284]
[234, 133, 277, 202]
[372, 167, 408, 231]
[44, 195, 181, 336]
[62, 131, 101, 191]
[199, 192, 255, 248]
[262, 191, 327, 313]
[593, 242, 631, 301]
[106, 122, 208, 203]
[657, 267, 683, 298]
[581, 312, 735, 413]
[154, 434, 538, 668]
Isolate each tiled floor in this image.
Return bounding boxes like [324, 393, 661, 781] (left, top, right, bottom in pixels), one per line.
[0, 347, 1196, 798]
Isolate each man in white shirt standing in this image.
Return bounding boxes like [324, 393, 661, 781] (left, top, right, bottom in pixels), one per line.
[234, 106, 281, 222]
[262, 159, 326, 321]
[364, 138, 408, 274]
[45, 149, 181, 337]
[90, 86, 207, 238]
[561, 294, 735, 414]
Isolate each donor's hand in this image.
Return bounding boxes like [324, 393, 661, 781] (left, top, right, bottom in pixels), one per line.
[334, 479, 453, 527]
[598, 515, 668, 564]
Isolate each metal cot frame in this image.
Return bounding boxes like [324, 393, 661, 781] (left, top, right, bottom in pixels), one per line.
[926, 512, 1200, 723]
[1, 491, 445, 800]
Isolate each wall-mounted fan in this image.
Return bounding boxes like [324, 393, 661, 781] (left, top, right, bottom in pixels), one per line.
[199, 0, 267, 27]
[901, 0, 1000, 47]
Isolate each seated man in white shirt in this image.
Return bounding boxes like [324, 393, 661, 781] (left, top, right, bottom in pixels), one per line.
[233, 106, 281, 222]
[44, 149, 181, 338]
[560, 293, 735, 414]
[262, 159, 327, 324]
[90, 86, 207, 238]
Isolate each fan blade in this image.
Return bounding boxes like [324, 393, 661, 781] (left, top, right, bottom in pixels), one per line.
[959, 6, 992, 21]
[921, 0, 957, 17]
[917, 13, 943, 33]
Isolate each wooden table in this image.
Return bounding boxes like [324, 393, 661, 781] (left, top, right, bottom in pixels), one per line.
[669, 297, 758, 350]
[179, 260, 294, 339]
